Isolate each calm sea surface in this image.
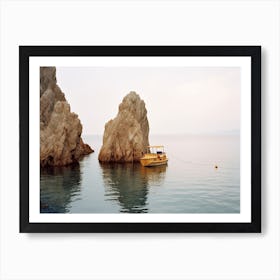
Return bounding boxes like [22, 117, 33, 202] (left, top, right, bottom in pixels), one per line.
[40, 134, 240, 213]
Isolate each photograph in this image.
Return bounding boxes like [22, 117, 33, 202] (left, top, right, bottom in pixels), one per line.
[20, 46, 261, 232]
[2, 1, 277, 278]
[3, 0, 280, 278]
[40, 66, 241, 214]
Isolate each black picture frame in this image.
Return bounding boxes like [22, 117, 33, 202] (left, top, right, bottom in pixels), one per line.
[20, 46, 261, 233]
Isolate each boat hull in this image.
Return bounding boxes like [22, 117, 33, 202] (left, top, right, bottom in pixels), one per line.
[142, 159, 168, 167]
[140, 154, 168, 167]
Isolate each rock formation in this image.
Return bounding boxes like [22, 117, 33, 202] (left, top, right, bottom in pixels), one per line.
[98, 91, 149, 162]
[40, 67, 93, 167]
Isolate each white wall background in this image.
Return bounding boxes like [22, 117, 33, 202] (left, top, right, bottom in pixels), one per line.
[0, 0, 279, 279]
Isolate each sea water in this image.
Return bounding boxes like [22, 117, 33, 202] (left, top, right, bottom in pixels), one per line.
[40, 134, 240, 213]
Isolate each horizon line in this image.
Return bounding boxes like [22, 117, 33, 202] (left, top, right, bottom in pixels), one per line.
[83, 132, 240, 137]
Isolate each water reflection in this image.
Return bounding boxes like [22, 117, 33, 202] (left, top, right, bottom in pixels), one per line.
[139, 164, 167, 185]
[40, 164, 81, 213]
[100, 163, 167, 213]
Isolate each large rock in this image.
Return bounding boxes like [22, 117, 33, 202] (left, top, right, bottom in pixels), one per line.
[98, 91, 149, 162]
[40, 67, 93, 167]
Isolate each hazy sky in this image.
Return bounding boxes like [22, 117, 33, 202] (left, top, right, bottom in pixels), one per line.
[56, 67, 240, 136]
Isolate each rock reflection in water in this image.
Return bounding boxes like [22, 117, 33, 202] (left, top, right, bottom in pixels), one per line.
[40, 164, 82, 213]
[100, 163, 167, 213]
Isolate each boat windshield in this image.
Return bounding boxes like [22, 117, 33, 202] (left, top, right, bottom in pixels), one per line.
[147, 146, 165, 154]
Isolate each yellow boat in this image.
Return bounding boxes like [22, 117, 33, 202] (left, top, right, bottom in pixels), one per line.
[140, 146, 168, 167]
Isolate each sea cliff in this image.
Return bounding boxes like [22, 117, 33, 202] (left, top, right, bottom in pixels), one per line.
[40, 67, 93, 167]
[98, 91, 149, 162]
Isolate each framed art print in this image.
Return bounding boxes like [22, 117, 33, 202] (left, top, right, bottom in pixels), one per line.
[19, 46, 261, 233]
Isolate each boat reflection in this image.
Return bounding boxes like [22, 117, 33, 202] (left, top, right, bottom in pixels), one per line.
[139, 164, 167, 185]
[99, 163, 167, 213]
[40, 164, 82, 213]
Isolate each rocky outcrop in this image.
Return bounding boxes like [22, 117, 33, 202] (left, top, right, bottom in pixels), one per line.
[98, 91, 149, 162]
[40, 67, 93, 167]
